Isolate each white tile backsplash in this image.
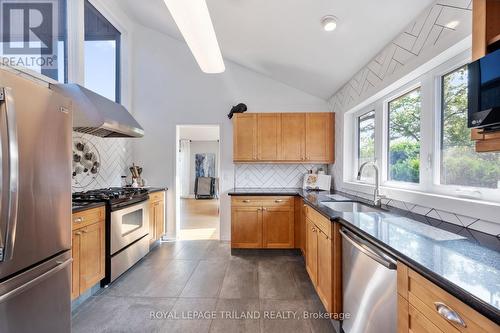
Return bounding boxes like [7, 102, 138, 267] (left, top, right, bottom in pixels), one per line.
[72, 132, 132, 192]
[235, 164, 327, 188]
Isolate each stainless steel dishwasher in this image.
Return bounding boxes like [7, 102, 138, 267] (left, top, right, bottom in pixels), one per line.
[340, 228, 397, 333]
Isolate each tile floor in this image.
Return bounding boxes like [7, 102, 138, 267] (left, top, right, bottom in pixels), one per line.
[71, 240, 336, 333]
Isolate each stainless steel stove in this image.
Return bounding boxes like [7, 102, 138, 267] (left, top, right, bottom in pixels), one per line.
[72, 187, 150, 285]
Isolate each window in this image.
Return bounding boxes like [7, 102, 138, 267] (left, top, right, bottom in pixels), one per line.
[0, 0, 67, 82]
[84, 0, 120, 102]
[388, 88, 421, 183]
[440, 66, 500, 189]
[357, 110, 375, 181]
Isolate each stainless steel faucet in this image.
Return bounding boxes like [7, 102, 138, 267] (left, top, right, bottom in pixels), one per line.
[357, 161, 384, 207]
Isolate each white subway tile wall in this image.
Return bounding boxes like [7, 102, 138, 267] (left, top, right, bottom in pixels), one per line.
[235, 164, 327, 188]
[343, 188, 500, 237]
[72, 132, 132, 192]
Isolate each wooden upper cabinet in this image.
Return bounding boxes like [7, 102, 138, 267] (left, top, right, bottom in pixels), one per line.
[233, 113, 257, 161]
[281, 113, 306, 161]
[305, 113, 334, 162]
[257, 113, 281, 161]
[233, 112, 334, 163]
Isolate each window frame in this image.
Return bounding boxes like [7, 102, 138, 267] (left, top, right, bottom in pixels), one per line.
[356, 109, 376, 174]
[385, 86, 422, 185]
[345, 49, 500, 204]
[84, 0, 121, 103]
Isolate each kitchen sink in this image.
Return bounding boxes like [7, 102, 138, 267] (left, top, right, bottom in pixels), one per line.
[320, 201, 380, 213]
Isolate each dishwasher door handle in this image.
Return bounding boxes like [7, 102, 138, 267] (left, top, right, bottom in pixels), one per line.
[339, 228, 397, 270]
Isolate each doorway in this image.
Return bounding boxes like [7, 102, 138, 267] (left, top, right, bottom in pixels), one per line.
[175, 125, 220, 240]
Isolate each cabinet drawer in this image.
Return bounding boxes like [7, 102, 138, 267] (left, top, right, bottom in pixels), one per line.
[73, 206, 105, 230]
[406, 268, 498, 333]
[261, 196, 293, 208]
[149, 191, 165, 202]
[304, 205, 331, 237]
[231, 196, 263, 207]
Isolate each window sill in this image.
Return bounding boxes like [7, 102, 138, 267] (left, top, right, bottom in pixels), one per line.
[341, 180, 500, 223]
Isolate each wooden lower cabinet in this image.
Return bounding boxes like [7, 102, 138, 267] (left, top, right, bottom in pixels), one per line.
[316, 228, 332, 311]
[231, 196, 294, 249]
[262, 207, 294, 248]
[72, 206, 105, 300]
[304, 205, 342, 315]
[149, 191, 165, 244]
[397, 262, 499, 333]
[71, 230, 81, 300]
[231, 206, 262, 248]
[305, 218, 318, 285]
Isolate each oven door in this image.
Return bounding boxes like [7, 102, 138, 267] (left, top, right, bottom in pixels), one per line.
[110, 200, 149, 255]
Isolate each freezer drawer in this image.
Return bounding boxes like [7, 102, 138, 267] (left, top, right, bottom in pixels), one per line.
[0, 251, 71, 333]
[340, 228, 397, 333]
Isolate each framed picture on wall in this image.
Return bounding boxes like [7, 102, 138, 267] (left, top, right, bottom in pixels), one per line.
[195, 153, 216, 177]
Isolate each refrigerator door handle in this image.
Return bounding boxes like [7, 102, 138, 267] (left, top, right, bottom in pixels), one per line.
[0, 258, 72, 304]
[0, 87, 19, 262]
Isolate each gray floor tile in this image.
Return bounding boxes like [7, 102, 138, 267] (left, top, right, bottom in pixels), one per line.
[72, 241, 336, 333]
[219, 256, 259, 299]
[72, 296, 176, 333]
[159, 297, 217, 333]
[258, 259, 305, 300]
[180, 260, 228, 297]
[174, 240, 213, 260]
[104, 259, 198, 298]
[209, 299, 260, 333]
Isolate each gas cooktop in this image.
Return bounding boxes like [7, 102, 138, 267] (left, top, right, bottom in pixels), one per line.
[72, 187, 149, 205]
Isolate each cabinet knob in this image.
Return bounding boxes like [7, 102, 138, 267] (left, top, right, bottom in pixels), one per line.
[242, 200, 251, 203]
[434, 302, 466, 328]
[74, 217, 84, 223]
[274, 200, 283, 203]
[74, 231, 82, 235]
[262, 207, 267, 211]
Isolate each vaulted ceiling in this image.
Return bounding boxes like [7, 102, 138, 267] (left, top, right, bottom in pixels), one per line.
[118, 0, 436, 99]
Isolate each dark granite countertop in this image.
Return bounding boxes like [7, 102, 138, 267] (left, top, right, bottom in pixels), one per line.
[143, 187, 168, 193]
[72, 201, 106, 213]
[228, 188, 500, 324]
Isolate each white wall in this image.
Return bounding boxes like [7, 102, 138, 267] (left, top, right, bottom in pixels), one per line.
[130, 24, 330, 240]
[189, 141, 219, 195]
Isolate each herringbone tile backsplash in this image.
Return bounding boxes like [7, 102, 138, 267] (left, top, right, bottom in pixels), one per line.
[235, 164, 327, 188]
[72, 132, 132, 192]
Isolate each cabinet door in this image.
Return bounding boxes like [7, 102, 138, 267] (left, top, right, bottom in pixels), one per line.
[231, 207, 262, 248]
[155, 200, 165, 241]
[257, 113, 281, 161]
[305, 218, 318, 285]
[262, 206, 294, 248]
[317, 229, 332, 313]
[281, 113, 305, 161]
[305, 113, 334, 162]
[149, 200, 157, 243]
[233, 114, 257, 161]
[71, 230, 81, 300]
[300, 203, 307, 255]
[79, 221, 105, 293]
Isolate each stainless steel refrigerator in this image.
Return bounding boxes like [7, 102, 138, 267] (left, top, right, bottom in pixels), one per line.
[0, 68, 72, 333]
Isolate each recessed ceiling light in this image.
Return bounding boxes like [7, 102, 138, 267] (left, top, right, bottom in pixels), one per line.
[321, 16, 338, 32]
[163, 0, 225, 73]
[445, 20, 460, 29]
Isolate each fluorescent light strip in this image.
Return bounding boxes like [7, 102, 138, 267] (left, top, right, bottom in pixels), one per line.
[163, 0, 225, 73]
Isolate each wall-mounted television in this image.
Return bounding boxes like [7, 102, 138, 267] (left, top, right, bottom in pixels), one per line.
[468, 48, 500, 131]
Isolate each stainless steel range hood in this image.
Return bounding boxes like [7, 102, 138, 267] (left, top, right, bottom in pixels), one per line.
[50, 83, 144, 138]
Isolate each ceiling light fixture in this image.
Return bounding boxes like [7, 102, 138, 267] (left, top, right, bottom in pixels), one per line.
[321, 16, 338, 32]
[445, 20, 460, 29]
[163, 0, 225, 73]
